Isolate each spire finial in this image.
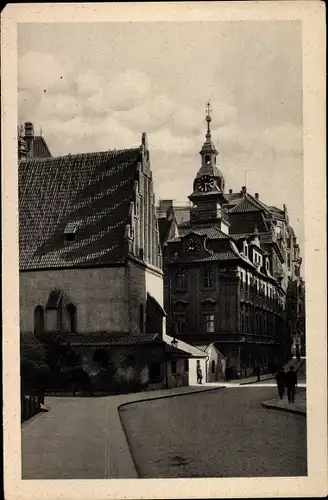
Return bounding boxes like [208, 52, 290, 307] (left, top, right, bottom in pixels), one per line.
[205, 100, 212, 140]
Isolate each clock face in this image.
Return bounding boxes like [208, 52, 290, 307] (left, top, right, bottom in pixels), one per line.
[185, 238, 201, 255]
[196, 175, 215, 192]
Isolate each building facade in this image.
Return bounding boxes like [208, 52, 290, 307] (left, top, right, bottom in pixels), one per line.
[159, 108, 304, 378]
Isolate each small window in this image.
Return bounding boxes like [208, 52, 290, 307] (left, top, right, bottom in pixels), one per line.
[34, 305, 44, 335]
[211, 360, 216, 374]
[204, 314, 215, 333]
[204, 154, 211, 164]
[174, 314, 186, 334]
[176, 269, 187, 290]
[171, 360, 177, 374]
[203, 266, 215, 289]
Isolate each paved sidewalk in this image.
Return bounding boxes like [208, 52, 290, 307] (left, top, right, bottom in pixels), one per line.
[262, 389, 306, 416]
[239, 373, 274, 385]
[22, 384, 224, 479]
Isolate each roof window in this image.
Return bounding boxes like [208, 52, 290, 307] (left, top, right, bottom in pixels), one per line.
[64, 222, 80, 242]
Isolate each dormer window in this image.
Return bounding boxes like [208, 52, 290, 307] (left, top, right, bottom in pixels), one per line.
[64, 222, 80, 242]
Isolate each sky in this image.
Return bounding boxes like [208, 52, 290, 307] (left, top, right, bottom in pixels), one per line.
[18, 21, 304, 252]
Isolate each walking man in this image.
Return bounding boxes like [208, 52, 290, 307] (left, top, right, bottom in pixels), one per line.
[285, 365, 297, 403]
[197, 366, 203, 384]
[275, 368, 286, 399]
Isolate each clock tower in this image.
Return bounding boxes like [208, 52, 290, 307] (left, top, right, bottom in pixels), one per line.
[189, 103, 229, 233]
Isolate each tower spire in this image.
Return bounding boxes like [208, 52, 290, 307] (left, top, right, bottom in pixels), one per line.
[205, 101, 212, 140]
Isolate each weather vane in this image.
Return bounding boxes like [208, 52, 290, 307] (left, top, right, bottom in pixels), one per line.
[205, 100, 212, 118]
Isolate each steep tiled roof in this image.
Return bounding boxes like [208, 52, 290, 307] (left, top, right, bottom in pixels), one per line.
[225, 192, 271, 214]
[229, 198, 262, 213]
[269, 205, 285, 219]
[19, 148, 141, 270]
[179, 226, 229, 240]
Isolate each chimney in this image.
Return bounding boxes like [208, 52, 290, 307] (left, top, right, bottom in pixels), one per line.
[229, 189, 232, 194]
[255, 193, 259, 200]
[241, 186, 247, 195]
[24, 122, 34, 154]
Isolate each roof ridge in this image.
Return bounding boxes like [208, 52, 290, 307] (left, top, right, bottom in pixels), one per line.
[24, 147, 140, 163]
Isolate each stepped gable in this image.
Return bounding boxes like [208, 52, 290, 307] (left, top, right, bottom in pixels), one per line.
[19, 148, 141, 270]
[32, 136, 52, 158]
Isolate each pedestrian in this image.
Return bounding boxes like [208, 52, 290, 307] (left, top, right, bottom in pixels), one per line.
[197, 366, 203, 384]
[285, 366, 297, 403]
[275, 368, 286, 399]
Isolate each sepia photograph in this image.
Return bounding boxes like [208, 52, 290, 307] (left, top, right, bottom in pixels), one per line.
[1, 2, 327, 500]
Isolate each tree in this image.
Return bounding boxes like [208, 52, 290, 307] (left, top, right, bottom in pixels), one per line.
[20, 341, 50, 396]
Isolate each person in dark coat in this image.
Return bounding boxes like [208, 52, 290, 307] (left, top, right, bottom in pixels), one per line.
[275, 368, 286, 399]
[197, 366, 203, 384]
[285, 366, 297, 403]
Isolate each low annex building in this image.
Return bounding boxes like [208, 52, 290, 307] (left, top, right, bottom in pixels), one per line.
[19, 123, 191, 393]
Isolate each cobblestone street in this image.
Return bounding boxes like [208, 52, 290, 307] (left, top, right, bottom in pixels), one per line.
[119, 387, 307, 478]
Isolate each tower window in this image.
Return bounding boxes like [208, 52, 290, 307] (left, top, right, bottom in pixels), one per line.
[205, 154, 211, 164]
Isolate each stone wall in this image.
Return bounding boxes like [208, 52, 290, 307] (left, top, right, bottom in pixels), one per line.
[20, 266, 129, 334]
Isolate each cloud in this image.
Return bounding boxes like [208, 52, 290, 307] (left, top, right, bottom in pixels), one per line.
[85, 70, 152, 113]
[18, 51, 72, 93]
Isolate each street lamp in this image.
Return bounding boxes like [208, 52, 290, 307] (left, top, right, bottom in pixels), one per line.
[171, 338, 178, 349]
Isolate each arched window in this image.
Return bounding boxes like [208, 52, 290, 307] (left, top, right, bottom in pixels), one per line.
[34, 305, 44, 335]
[66, 303, 77, 333]
[211, 360, 216, 374]
[139, 303, 144, 333]
[204, 154, 211, 164]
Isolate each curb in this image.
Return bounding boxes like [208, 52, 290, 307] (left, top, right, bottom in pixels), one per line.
[262, 402, 306, 416]
[239, 376, 275, 385]
[118, 386, 226, 412]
